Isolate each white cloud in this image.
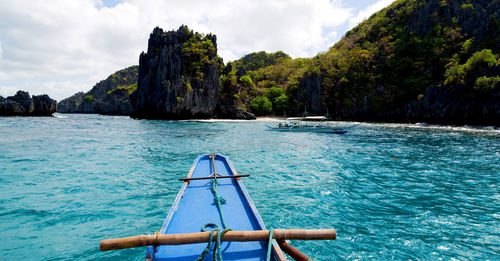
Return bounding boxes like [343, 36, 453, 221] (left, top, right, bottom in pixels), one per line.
[0, 0, 358, 100]
[348, 0, 394, 29]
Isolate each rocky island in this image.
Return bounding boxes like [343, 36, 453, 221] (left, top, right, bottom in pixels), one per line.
[130, 26, 255, 119]
[0, 91, 57, 116]
[58, 0, 499, 125]
[131, 26, 218, 119]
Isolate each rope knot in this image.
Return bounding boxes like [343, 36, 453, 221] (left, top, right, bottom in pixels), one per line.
[214, 194, 226, 205]
[196, 223, 231, 261]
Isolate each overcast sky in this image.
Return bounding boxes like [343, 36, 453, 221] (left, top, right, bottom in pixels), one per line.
[0, 0, 394, 101]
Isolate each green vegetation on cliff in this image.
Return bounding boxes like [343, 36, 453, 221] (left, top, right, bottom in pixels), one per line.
[219, 51, 311, 116]
[219, 0, 499, 124]
[107, 82, 138, 95]
[445, 49, 499, 86]
[182, 28, 222, 82]
[250, 96, 272, 115]
[231, 51, 290, 78]
[83, 94, 93, 104]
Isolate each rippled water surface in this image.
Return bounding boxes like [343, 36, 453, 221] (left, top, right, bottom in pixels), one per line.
[0, 114, 498, 260]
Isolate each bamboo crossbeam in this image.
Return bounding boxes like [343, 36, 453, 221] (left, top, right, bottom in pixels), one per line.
[179, 174, 250, 181]
[100, 228, 336, 251]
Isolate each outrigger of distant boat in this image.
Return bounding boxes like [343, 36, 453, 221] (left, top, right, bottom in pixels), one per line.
[266, 116, 350, 134]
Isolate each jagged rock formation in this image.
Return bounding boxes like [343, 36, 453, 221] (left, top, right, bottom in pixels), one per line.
[58, 92, 94, 113]
[58, 66, 138, 115]
[0, 96, 25, 115]
[131, 26, 221, 119]
[32, 94, 57, 116]
[0, 91, 56, 116]
[95, 87, 135, 115]
[8, 91, 35, 114]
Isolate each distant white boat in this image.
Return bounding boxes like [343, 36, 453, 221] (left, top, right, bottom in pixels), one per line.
[266, 116, 348, 134]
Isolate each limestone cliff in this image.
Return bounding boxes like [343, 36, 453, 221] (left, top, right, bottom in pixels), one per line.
[130, 26, 220, 119]
[58, 66, 138, 115]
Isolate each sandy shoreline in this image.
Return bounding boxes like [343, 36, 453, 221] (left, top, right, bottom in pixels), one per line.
[52, 113, 499, 132]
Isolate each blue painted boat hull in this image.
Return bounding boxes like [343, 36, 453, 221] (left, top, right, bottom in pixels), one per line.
[147, 154, 282, 260]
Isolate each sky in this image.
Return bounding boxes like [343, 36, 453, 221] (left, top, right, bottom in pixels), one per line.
[0, 0, 394, 101]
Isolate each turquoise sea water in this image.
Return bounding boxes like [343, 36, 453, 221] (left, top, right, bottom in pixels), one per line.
[0, 114, 498, 260]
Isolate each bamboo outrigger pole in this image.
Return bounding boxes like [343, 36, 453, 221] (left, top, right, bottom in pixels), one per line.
[100, 228, 336, 251]
[278, 240, 310, 261]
